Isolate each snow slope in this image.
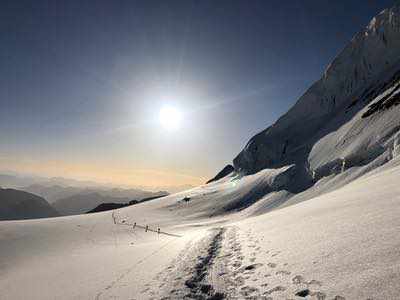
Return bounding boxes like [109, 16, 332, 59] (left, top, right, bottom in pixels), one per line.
[1, 158, 400, 299]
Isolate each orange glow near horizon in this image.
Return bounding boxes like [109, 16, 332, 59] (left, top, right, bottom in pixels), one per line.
[0, 156, 205, 189]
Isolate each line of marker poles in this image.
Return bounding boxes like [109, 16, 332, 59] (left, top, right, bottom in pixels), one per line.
[117, 219, 181, 237]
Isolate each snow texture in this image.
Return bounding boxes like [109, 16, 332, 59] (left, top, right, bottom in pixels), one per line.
[2, 3, 400, 300]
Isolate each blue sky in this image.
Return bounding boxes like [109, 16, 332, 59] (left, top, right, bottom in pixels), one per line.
[0, 0, 395, 187]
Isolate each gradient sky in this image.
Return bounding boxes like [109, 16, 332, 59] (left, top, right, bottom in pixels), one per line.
[0, 0, 395, 188]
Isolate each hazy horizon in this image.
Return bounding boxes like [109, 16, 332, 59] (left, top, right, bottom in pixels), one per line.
[0, 168, 195, 192]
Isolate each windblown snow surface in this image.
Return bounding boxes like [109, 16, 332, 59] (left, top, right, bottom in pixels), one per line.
[2, 4, 400, 300]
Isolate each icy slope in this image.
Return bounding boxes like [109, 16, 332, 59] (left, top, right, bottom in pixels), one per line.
[233, 4, 400, 186]
[161, 165, 296, 219]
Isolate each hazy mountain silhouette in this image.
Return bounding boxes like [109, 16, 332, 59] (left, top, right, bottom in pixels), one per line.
[0, 188, 59, 221]
[53, 191, 168, 216]
[86, 194, 167, 214]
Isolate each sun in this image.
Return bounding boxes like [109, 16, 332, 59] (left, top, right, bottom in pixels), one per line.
[159, 106, 182, 130]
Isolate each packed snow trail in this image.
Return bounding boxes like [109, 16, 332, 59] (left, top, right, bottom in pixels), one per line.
[141, 226, 348, 299]
[182, 228, 226, 299]
[141, 227, 228, 299]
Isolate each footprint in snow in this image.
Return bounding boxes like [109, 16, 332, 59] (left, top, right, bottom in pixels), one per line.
[240, 286, 259, 297]
[231, 261, 242, 269]
[292, 275, 305, 284]
[263, 285, 286, 295]
[243, 263, 263, 271]
[234, 276, 245, 286]
[276, 270, 291, 276]
[310, 291, 327, 299]
[308, 279, 322, 286]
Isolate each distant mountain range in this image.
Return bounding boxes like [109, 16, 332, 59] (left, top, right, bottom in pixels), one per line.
[0, 173, 193, 194]
[52, 190, 168, 216]
[0, 174, 170, 218]
[52, 192, 132, 215]
[19, 184, 168, 216]
[21, 184, 167, 204]
[0, 188, 59, 221]
[0, 173, 102, 189]
[86, 194, 167, 214]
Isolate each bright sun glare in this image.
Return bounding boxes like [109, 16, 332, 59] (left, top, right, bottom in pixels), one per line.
[159, 106, 182, 130]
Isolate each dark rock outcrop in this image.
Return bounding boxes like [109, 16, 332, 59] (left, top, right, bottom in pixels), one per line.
[206, 165, 235, 184]
[86, 203, 128, 213]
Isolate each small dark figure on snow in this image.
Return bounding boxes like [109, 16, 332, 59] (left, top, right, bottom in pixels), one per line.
[145, 225, 148, 232]
[157, 227, 160, 234]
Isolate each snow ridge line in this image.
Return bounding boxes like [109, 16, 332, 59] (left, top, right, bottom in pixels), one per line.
[184, 227, 226, 300]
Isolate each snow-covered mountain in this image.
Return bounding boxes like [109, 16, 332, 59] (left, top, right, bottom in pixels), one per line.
[232, 4, 400, 189]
